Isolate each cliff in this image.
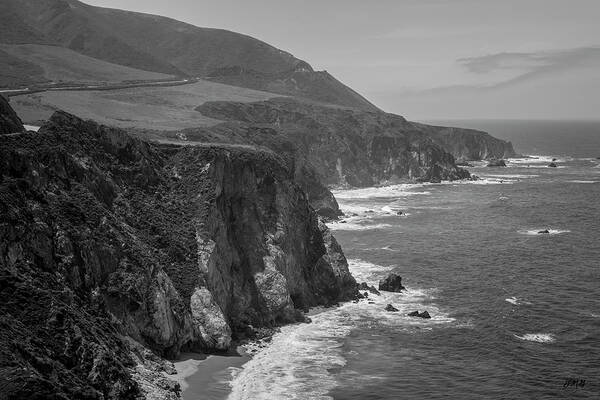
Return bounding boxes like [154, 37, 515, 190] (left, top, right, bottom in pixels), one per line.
[192, 98, 470, 187]
[411, 123, 517, 160]
[0, 107, 357, 399]
[0, 95, 24, 135]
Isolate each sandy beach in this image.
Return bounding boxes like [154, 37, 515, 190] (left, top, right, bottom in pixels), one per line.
[173, 350, 251, 400]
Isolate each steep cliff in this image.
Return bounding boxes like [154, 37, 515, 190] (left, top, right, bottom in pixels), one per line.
[0, 107, 356, 399]
[193, 98, 470, 187]
[0, 95, 24, 135]
[412, 123, 517, 160]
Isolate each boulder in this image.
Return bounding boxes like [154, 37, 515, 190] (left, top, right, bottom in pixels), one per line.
[486, 159, 506, 167]
[548, 162, 557, 168]
[385, 304, 399, 312]
[407, 310, 431, 319]
[358, 282, 380, 295]
[538, 229, 550, 234]
[378, 273, 405, 292]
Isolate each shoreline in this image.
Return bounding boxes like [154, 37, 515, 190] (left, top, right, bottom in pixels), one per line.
[173, 349, 251, 400]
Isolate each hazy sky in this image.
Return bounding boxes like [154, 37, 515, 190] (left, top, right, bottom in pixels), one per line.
[86, 0, 600, 119]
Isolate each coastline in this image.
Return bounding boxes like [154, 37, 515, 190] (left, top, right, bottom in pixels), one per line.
[174, 350, 250, 400]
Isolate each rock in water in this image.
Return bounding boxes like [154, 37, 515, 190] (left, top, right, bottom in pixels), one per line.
[379, 273, 406, 292]
[486, 159, 507, 167]
[548, 162, 557, 168]
[538, 229, 550, 234]
[358, 282, 381, 295]
[385, 304, 399, 312]
[408, 310, 431, 319]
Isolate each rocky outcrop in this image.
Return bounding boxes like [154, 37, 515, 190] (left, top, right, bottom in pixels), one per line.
[0, 108, 357, 398]
[194, 98, 470, 187]
[0, 95, 24, 135]
[378, 273, 406, 292]
[408, 310, 431, 319]
[487, 159, 507, 167]
[413, 123, 517, 160]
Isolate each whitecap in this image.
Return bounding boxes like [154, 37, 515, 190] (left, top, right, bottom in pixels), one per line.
[482, 174, 539, 179]
[327, 222, 392, 231]
[505, 297, 519, 305]
[333, 184, 430, 199]
[518, 229, 571, 236]
[505, 297, 531, 306]
[514, 333, 555, 343]
[568, 180, 597, 184]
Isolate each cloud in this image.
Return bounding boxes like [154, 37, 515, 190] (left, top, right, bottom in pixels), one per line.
[457, 46, 600, 84]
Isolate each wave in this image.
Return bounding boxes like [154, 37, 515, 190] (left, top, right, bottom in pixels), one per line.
[567, 180, 598, 184]
[508, 155, 567, 164]
[514, 333, 556, 343]
[333, 185, 431, 199]
[228, 260, 455, 399]
[481, 174, 539, 179]
[327, 222, 392, 231]
[505, 297, 532, 306]
[518, 229, 571, 236]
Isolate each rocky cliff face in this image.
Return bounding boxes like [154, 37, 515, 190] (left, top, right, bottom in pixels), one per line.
[0, 107, 356, 399]
[0, 95, 24, 135]
[193, 98, 470, 187]
[412, 123, 517, 160]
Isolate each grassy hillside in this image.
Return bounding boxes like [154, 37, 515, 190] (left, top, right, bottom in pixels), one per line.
[0, 44, 175, 88]
[11, 80, 280, 129]
[1, 0, 378, 111]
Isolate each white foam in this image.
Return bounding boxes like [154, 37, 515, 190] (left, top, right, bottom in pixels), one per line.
[327, 222, 392, 231]
[505, 297, 519, 305]
[518, 229, 571, 236]
[505, 297, 531, 306]
[481, 174, 539, 179]
[568, 180, 598, 184]
[333, 184, 430, 199]
[508, 155, 564, 164]
[228, 260, 454, 399]
[514, 333, 555, 343]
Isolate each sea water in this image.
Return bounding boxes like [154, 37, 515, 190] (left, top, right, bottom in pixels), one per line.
[222, 122, 600, 399]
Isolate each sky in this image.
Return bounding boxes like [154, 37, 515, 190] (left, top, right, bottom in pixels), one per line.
[85, 0, 600, 120]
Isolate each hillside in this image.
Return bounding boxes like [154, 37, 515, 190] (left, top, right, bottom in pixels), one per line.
[0, 44, 175, 88]
[0, 0, 378, 111]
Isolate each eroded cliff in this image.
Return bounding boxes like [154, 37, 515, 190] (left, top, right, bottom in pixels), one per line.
[189, 98, 472, 187]
[0, 108, 356, 399]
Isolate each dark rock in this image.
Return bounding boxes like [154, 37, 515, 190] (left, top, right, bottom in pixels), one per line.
[358, 282, 380, 295]
[538, 229, 550, 234]
[548, 162, 557, 168]
[378, 273, 406, 292]
[0, 109, 358, 399]
[385, 304, 399, 312]
[0, 95, 25, 135]
[552, 158, 557, 161]
[486, 159, 507, 167]
[430, 177, 442, 184]
[455, 160, 475, 167]
[408, 310, 431, 319]
[396, 211, 404, 216]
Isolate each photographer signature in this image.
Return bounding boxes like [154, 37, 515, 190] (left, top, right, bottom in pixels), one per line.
[563, 378, 586, 390]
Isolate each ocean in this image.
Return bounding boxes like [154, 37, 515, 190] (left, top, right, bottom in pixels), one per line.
[192, 121, 600, 399]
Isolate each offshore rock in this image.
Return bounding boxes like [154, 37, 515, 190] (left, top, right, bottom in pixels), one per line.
[385, 304, 399, 312]
[378, 273, 406, 292]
